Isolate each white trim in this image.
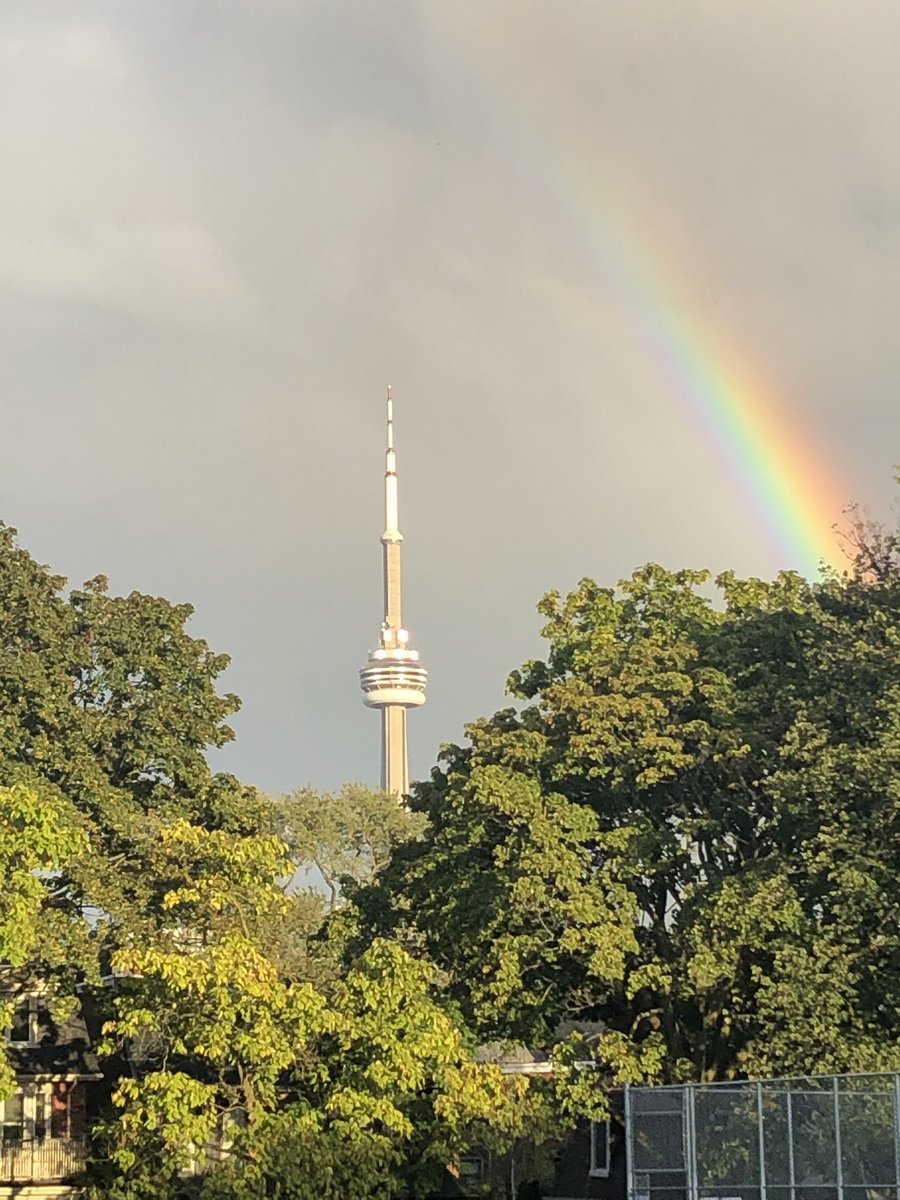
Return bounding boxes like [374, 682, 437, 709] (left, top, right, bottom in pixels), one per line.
[1, 1083, 44, 1142]
[589, 1118, 611, 1178]
[5, 998, 39, 1047]
[14, 1074, 102, 1083]
[499, 1061, 553, 1076]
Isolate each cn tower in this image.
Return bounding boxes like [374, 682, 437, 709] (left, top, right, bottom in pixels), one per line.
[358, 387, 427, 797]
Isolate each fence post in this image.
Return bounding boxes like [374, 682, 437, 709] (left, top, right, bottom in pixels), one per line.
[833, 1077, 843, 1200]
[892, 1073, 900, 1200]
[625, 1085, 633, 1200]
[686, 1086, 698, 1200]
[786, 1087, 796, 1200]
[757, 1082, 768, 1200]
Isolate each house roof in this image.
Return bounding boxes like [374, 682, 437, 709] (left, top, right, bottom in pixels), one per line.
[6, 1008, 100, 1078]
[2, 965, 102, 1079]
[474, 1022, 607, 1074]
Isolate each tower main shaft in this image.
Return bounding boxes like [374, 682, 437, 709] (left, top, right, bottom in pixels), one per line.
[359, 388, 427, 797]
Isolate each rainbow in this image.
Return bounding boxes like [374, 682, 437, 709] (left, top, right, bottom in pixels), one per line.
[443, 24, 848, 577]
[593, 230, 844, 577]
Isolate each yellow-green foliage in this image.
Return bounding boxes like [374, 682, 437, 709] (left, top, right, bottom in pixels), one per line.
[91, 821, 545, 1199]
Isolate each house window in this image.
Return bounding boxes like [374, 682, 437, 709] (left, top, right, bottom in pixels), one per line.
[458, 1150, 489, 1187]
[6, 998, 38, 1046]
[35, 1088, 49, 1141]
[0, 1087, 59, 1144]
[0, 1094, 25, 1143]
[589, 1119, 611, 1178]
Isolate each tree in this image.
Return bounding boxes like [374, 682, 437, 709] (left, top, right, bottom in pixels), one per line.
[841, 469, 900, 584]
[358, 498, 900, 1082]
[90, 822, 539, 1200]
[0, 525, 560, 1197]
[0, 784, 86, 968]
[274, 783, 426, 908]
[0, 526, 240, 822]
[0, 524, 280, 1151]
[0, 523, 269, 970]
[0, 782, 87, 1098]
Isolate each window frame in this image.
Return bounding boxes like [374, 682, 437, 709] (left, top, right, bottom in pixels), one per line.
[589, 1118, 611, 1178]
[0, 1092, 26, 1143]
[5, 996, 39, 1047]
[457, 1149, 489, 1188]
[0, 1084, 58, 1144]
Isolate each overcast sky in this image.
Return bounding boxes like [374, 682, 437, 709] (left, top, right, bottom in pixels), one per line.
[1, 1, 897, 794]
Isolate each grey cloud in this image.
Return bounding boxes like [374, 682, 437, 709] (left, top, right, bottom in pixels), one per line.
[0, 222, 255, 329]
[0, 1, 896, 794]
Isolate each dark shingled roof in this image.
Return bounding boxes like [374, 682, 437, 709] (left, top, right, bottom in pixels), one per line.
[6, 1009, 100, 1078]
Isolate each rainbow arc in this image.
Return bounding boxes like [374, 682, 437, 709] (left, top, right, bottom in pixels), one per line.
[443, 23, 848, 576]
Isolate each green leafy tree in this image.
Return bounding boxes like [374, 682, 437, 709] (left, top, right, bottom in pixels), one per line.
[360, 497, 900, 1082]
[90, 823, 540, 1200]
[0, 523, 269, 966]
[274, 783, 426, 908]
[0, 525, 240, 825]
[0, 782, 87, 1097]
[0, 783, 86, 967]
[0, 525, 557, 1199]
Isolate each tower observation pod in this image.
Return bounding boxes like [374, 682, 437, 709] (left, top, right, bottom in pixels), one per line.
[358, 387, 427, 798]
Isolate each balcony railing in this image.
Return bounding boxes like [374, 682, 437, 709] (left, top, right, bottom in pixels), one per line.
[0, 1138, 86, 1181]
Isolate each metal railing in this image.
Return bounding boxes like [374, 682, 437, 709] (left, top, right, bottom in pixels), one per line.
[0, 1137, 86, 1181]
[626, 1070, 900, 1200]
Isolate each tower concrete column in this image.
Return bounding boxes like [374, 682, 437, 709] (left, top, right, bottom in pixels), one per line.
[359, 387, 427, 798]
[381, 706, 409, 799]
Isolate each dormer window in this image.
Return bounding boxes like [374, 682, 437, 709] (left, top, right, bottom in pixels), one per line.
[6, 998, 38, 1046]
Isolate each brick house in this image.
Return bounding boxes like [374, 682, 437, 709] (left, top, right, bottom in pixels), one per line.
[1, 978, 101, 1198]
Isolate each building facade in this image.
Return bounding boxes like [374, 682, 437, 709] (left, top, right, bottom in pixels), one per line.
[1, 976, 100, 1198]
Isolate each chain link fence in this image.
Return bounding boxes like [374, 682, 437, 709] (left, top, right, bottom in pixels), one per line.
[626, 1071, 900, 1200]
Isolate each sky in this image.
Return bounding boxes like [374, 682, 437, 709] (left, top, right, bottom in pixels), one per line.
[1, 1, 897, 795]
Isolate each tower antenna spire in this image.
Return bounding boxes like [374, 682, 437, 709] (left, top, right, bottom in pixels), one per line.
[359, 386, 427, 798]
[383, 385, 399, 545]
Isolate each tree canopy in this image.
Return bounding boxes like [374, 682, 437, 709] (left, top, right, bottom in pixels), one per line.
[83, 818, 552, 1200]
[360, 497, 900, 1083]
[0, 524, 553, 1198]
[0, 523, 269, 975]
[0, 781, 86, 1098]
[4, 493, 900, 1196]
